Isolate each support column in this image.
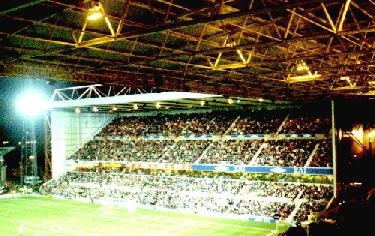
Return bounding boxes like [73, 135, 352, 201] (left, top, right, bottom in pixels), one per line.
[331, 100, 337, 198]
[44, 112, 52, 181]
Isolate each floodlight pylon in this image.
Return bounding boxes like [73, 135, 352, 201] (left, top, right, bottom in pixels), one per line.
[20, 119, 39, 185]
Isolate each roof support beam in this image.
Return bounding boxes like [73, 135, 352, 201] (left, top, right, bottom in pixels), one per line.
[338, 0, 351, 32]
[0, 0, 47, 15]
[73, 0, 340, 48]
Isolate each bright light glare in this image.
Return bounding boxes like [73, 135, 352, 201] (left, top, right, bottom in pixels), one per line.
[16, 91, 47, 118]
[87, 12, 103, 21]
[296, 62, 309, 71]
[87, 6, 103, 21]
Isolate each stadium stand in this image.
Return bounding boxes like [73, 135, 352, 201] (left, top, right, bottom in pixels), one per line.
[44, 110, 334, 224]
[41, 170, 333, 220]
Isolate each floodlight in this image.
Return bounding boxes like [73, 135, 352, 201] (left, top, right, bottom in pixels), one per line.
[133, 104, 138, 110]
[16, 91, 47, 118]
[296, 61, 309, 71]
[87, 5, 103, 21]
[75, 107, 81, 113]
[227, 98, 234, 104]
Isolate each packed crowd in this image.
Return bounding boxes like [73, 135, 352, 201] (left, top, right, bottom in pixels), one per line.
[69, 111, 333, 166]
[69, 140, 209, 163]
[228, 112, 283, 134]
[280, 116, 330, 134]
[293, 184, 334, 223]
[69, 138, 332, 167]
[309, 139, 332, 167]
[98, 111, 330, 138]
[202, 140, 263, 165]
[254, 140, 316, 167]
[99, 112, 235, 137]
[41, 170, 332, 220]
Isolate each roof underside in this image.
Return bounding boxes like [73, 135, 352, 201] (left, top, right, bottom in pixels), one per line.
[1, 0, 375, 101]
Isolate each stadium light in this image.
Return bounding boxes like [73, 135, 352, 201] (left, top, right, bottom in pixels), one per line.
[16, 91, 48, 118]
[87, 2, 103, 21]
[16, 90, 45, 185]
[296, 61, 309, 72]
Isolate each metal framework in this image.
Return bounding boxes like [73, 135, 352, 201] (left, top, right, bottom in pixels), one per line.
[20, 120, 39, 185]
[1, 0, 375, 100]
[50, 84, 150, 102]
[48, 84, 223, 112]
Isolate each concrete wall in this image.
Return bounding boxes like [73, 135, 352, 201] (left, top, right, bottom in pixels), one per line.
[51, 111, 114, 178]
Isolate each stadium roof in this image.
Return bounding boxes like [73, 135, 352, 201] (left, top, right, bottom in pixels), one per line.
[1, 0, 375, 101]
[47, 84, 294, 112]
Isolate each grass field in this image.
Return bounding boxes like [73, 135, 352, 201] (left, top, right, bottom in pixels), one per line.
[0, 197, 286, 236]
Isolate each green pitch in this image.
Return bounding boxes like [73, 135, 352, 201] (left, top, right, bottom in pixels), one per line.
[0, 196, 287, 236]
